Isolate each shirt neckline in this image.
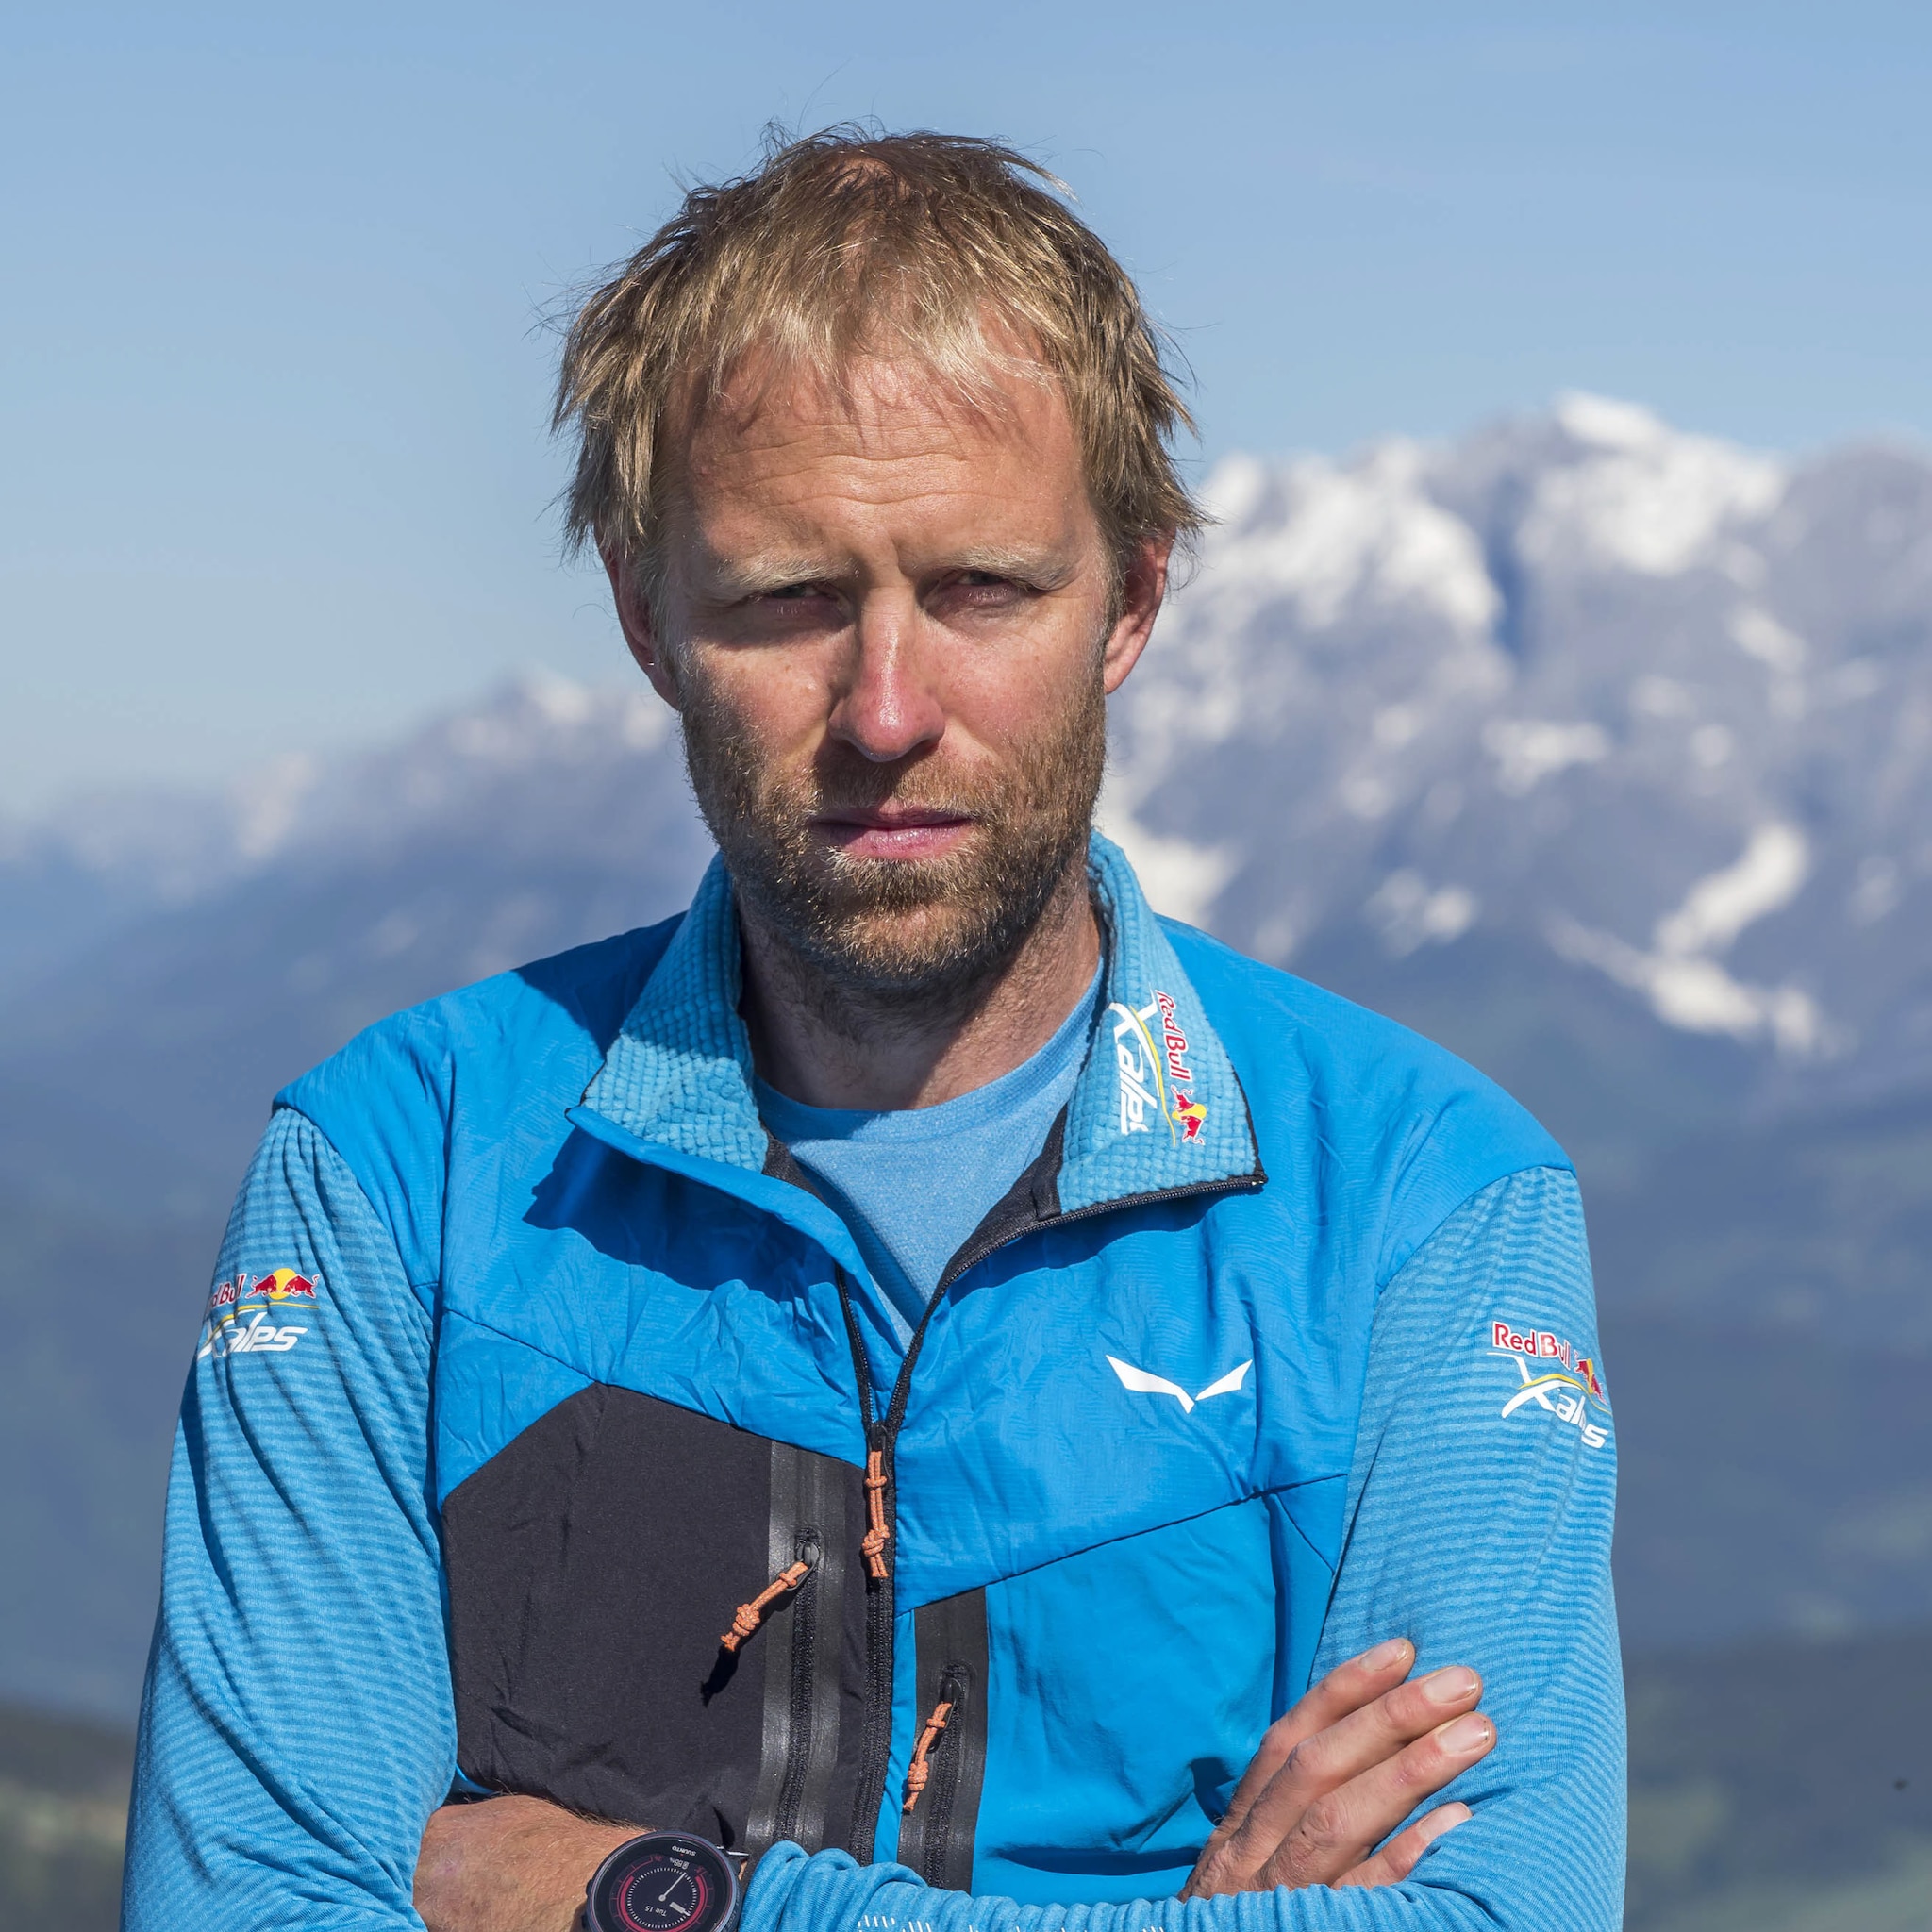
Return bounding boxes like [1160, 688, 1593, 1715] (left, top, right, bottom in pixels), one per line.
[755, 961, 1104, 1147]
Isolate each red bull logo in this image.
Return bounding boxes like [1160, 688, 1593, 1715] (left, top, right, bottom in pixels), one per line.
[1155, 991, 1194, 1085]
[256, 1268, 317, 1302]
[206, 1268, 318, 1317]
[1170, 1091, 1208, 1141]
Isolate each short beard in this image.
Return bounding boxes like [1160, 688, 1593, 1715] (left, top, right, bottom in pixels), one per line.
[676, 670, 1106, 1030]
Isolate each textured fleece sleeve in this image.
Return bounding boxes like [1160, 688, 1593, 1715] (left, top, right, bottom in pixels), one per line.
[122, 1107, 454, 1932]
[739, 1166, 1623, 1932]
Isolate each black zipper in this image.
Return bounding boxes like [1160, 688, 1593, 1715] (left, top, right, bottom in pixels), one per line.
[833, 1160, 1264, 1861]
[834, 1278, 895, 1863]
[917, 1665, 968, 1882]
[771, 1532, 823, 1845]
[933, 1170, 1264, 1298]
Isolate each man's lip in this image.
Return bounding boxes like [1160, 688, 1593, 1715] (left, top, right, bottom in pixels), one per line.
[811, 808, 974, 831]
[809, 808, 977, 859]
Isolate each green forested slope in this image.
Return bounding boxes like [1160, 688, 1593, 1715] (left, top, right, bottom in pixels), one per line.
[6, 1622, 1929, 1929]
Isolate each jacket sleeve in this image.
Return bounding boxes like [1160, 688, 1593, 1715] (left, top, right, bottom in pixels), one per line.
[122, 1107, 455, 1932]
[738, 1165, 1624, 1932]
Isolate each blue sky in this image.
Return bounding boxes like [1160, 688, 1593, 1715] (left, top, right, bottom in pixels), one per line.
[3, 1, 1928, 814]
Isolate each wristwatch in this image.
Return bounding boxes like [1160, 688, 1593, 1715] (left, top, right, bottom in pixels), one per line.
[584, 1830, 745, 1932]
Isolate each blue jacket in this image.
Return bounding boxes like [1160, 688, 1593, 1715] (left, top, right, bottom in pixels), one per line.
[123, 837, 1624, 1931]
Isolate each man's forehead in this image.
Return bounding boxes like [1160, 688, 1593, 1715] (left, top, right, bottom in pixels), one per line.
[684, 349, 1074, 483]
[666, 349, 1094, 568]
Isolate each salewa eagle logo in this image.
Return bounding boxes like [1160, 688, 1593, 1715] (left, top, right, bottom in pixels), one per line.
[1107, 1354, 1252, 1413]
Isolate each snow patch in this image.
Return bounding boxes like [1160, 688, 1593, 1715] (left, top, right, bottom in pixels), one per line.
[1367, 871, 1478, 956]
[1524, 394, 1786, 576]
[1557, 391, 1669, 451]
[1729, 607, 1808, 675]
[1850, 856, 1902, 925]
[230, 753, 321, 861]
[1548, 822, 1828, 1057]
[1548, 917, 1829, 1057]
[1210, 444, 1499, 636]
[1690, 724, 1734, 771]
[1655, 824, 1808, 957]
[1632, 675, 1696, 720]
[1094, 799, 1237, 927]
[526, 674, 595, 726]
[1483, 719, 1611, 796]
[1198, 453, 1271, 527]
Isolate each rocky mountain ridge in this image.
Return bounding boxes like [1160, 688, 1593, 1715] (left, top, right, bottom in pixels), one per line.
[6, 395, 1932, 1712]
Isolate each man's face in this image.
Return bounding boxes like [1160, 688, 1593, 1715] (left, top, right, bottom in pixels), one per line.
[608, 351, 1168, 1005]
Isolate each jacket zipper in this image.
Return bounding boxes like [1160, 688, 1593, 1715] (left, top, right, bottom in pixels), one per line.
[835, 1163, 1263, 1862]
[916, 1668, 967, 1881]
[770, 1532, 823, 1845]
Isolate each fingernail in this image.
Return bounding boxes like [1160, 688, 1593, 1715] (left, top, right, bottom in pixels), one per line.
[1423, 1667, 1479, 1705]
[1440, 1714, 1493, 1753]
[1362, 1638, 1412, 1670]
[1417, 1805, 1471, 1846]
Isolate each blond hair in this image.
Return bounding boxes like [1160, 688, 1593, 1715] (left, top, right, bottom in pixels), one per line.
[554, 126, 1203, 587]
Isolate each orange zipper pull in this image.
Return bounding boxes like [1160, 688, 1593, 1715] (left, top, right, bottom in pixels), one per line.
[861, 1448, 891, 1580]
[720, 1557, 812, 1653]
[902, 1698, 955, 1813]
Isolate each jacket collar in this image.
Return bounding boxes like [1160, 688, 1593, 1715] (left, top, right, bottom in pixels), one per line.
[575, 833, 1259, 1220]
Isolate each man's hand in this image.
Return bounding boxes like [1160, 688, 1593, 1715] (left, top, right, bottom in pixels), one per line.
[414, 1794, 639, 1932]
[1183, 1639, 1492, 1897]
[414, 1643, 1486, 1925]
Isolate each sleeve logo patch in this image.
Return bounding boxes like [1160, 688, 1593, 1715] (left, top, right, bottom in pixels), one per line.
[1491, 1319, 1610, 1450]
[198, 1268, 319, 1359]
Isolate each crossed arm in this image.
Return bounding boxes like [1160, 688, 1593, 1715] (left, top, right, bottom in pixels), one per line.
[123, 1119, 1623, 1932]
[414, 1641, 1496, 1930]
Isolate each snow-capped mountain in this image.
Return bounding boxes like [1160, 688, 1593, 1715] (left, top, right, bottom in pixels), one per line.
[8, 395, 1932, 1713]
[10, 391, 1930, 1113]
[1106, 392, 1932, 1110]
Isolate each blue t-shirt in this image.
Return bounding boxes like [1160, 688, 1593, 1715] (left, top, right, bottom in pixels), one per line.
[756, 968, 1103, 1336]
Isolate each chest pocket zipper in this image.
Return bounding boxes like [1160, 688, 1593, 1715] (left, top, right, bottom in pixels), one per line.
[904, 1669, 966, 1831]
[772, 1533, 824, 1845]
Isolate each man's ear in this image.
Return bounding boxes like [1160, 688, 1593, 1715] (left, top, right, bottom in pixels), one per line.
[602, 546, 682, 711]
[1101, 532, 1174, 696]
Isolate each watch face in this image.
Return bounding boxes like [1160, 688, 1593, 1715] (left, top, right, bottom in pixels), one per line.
[588, 1834, 737, 1932]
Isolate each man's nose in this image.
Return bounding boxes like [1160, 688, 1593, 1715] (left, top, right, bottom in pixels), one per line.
[826, 593, 946, 763]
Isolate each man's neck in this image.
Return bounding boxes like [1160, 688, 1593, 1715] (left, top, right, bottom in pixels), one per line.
[739, 865, 1101, 1112]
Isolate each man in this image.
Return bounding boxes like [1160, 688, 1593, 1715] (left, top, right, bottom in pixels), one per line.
[123, 130, 1623, 1932]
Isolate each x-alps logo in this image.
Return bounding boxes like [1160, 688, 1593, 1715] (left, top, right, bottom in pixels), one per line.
[1106, 990, 1208, 1141]
[197, 1268, 318, 1359]
[1491, 1319, 1610, 1451]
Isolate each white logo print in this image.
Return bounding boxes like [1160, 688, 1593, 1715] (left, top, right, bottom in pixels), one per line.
[1500, 1357, 1608, 1448]
[1107, 1355, 1253, 1414]
[1491, 1318, 1610, 1452]
[1107, 998, 1165, 1136]
[197, 1311, 307, 1359]
[1105, 992, 1209, 1141]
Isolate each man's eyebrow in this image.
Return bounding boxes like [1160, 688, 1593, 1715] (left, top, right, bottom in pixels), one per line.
[947, 545, 1078, 588]
[699, 545, 1079, 597]
[696, 552, 841, 598]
